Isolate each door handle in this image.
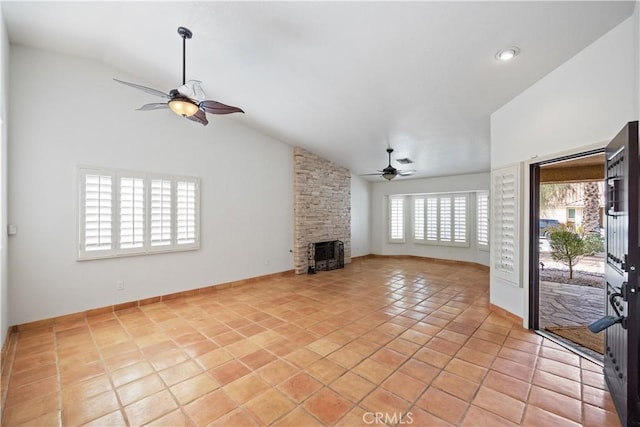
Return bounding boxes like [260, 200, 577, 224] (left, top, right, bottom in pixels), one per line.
[589, 315, 624, 333]
[589, 290, 627, 333]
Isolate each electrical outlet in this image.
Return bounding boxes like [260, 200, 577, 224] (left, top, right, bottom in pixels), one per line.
[116, 280, 125, 291]
[265, 259, 270, 266]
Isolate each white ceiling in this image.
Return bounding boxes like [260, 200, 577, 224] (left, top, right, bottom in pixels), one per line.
[2, 1, 635, 180]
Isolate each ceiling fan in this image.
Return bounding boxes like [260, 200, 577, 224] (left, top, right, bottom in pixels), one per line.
[114, 26, 244, 126]
[362, 148, 415, 181]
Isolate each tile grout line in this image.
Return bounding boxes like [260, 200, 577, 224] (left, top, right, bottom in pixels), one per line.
[84, 314, 132, 426]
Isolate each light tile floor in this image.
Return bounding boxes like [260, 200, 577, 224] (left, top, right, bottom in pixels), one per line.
[0, 258, 621, 426]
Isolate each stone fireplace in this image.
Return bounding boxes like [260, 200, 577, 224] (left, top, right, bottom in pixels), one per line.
[293, 147, 351, 274]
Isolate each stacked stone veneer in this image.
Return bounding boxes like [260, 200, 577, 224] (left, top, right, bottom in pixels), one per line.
[294, 147, 351, 274]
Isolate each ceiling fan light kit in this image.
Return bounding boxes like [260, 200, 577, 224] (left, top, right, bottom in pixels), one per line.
[114, 26, 244, 126]
[169, 98, 199, 117]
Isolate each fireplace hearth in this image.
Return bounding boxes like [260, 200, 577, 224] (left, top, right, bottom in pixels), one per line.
[307, 240, 344, 274]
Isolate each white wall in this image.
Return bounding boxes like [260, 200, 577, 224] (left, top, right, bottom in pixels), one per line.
[370, 172, 490, 266]
[8, 46, 295, 325]
[350, 174, 371, 257]
[490, 14, 639, 321]
[0, 9, 9, 345]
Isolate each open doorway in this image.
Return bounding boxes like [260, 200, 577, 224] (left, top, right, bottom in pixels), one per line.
[530, 151, 606, 362]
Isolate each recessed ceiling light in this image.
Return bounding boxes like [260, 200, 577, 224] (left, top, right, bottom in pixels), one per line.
[495, 47, 520, 61]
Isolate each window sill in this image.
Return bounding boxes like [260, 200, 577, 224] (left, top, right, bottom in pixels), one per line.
[77, 244, 200, 261]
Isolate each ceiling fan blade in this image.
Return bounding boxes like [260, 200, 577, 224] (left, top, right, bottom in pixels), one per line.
[186, 109, 208, 126]
[200, 100, 244, 115]
[360, 173, 383, 176]
[178, 80, 206, 102]
[398, 170, 416, 176]
[136, 103, 169, 111]
[113, 78, 170, 99]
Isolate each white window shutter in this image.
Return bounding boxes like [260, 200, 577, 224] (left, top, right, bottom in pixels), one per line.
[79, 167, 200, 260]
[389, 196, 405, 242]
[119, 176, 145, 250]
[150, 179, 172, 247]
[453, 195, 468, 245]
[176, 179, 198, 246]
[439, 196, 452, 242]
[413, 197, 425, 241]
[425, 197, 439, 243]
[82, 172, 113, 254]
[491, 165, 521, 285]
[477, 192, 489, 247]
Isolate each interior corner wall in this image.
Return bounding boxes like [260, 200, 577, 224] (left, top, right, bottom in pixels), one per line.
[490, 15, 638, 321]
[8, 45, 295, 326]
[370, 172, 490, 266]
[0, 9, 10, 346]
[293, 147, 351, 274]
[350, 174, 371, 258]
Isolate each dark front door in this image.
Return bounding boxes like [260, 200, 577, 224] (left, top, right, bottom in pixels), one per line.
[604, 121, 639, 426]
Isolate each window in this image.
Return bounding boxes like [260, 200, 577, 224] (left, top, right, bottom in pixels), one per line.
[79, 167, 200, 260]
[477, 192, 489, 248]
[413, 194, 469, 247]
[388, 196, 405, 243]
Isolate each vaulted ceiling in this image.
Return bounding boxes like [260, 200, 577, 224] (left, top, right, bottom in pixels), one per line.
[2, 1, 635, 180]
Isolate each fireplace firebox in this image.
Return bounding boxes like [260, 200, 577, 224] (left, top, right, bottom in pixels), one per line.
[307, 240, 344, 274]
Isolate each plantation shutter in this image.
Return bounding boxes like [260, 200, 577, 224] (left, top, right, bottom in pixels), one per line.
[79, 167, 201, 260]
[425, 196, 439, 243]
[176, 179, 198, 246]
[491, 165, 521, 285]
[389, 196, 405, 242]
[119, 176, 145, 250]
[150, 179, 172, 247]
[453, 195, 468, 244]
[83, 172, 113, 253]
[439, 196, 452, 243]
[477, 192, 489, 247]
[413, 197, 425, 241]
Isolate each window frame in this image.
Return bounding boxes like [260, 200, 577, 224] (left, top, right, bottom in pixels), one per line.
[78, 166, 200, 260]
[412, 193, 470, 247]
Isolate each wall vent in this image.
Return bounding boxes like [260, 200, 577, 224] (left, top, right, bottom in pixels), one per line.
[396, 158, 413, 164]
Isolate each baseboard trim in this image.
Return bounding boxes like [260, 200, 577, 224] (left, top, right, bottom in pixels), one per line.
[1, 326, 18, 408]
[363, 253, 490, 271]
[12, 269, 294, 333]
[489, 303, 523, 324]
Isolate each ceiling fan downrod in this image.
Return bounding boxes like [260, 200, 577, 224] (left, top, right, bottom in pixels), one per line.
[177, 26, 192, 85]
